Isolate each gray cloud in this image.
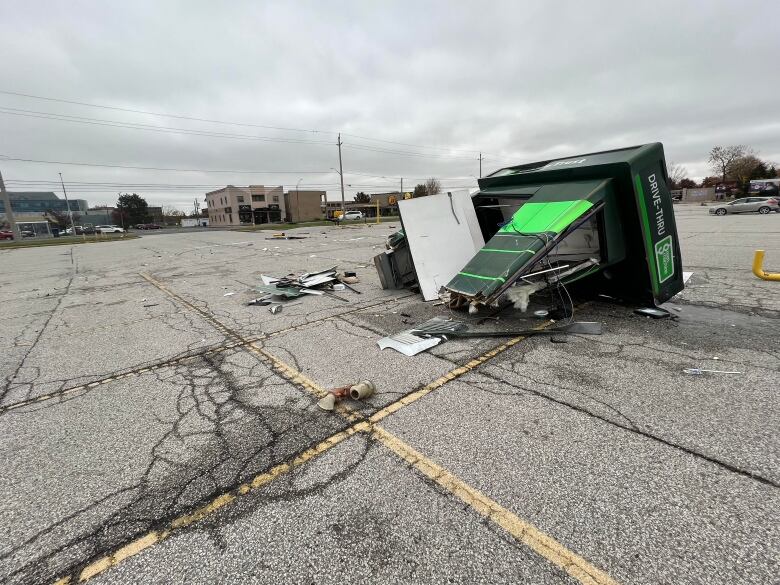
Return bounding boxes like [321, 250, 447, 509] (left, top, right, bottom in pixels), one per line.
[1, 0, 778, 209]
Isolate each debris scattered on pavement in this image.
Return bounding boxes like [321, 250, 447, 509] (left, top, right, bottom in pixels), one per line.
[252, 267, 360, 311]
[377, 317, 467, 356]
[378, 317, 603, 356]
[634, 307, 671, 319]
[317, 380, 377, 410]
[683, 368, 742, 375]
[349, 380, 376, 400]
[266, 232, 307, 240]
[269, 304, 283, 314]
[143, 303, 159, 308]
[247, 297, 273, 306]
[223, 291, 236, 296]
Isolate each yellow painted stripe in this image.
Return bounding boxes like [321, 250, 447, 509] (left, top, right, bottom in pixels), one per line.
[245, 342, 363, 422]
[70, 277, 613, 585]
[370, 321, 553, 424]
[371, 425, 619, 585]
[60, 422, 369, 584]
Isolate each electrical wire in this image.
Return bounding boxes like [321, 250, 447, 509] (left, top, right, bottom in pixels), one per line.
[0, 155, 329, 175]
[0, 90, 489, 156]
[508, 228, 575, 324]
[0, 107, 334, 145]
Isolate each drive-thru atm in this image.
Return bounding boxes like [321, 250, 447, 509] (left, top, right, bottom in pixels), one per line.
[376, 143, 684, 309]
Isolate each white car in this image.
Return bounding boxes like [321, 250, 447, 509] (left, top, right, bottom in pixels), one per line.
[96, 225, 125, 233]
[341, 211, 364, 221]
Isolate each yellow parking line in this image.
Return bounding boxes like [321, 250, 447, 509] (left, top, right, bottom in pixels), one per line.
[56, 422, 369, 584]
[96, 276, 616, 584]
[370, 324, 551, 424]
[371, 426, 619, 585]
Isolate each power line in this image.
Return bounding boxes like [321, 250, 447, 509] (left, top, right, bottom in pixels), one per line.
[342, 143, 478, 161]
[0, 107, 334, 145]
[0, 155, 476, 181]
[340, 132, 481, 155]
[1, 106, 487, 162]
[0, 155, 330, 174]
[0, 89, 486, 155]
[0, 90, 329, 135]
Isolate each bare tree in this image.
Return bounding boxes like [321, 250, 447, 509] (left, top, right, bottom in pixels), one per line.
[667, 162, 687, 188]
[425, 178, 441, 196]
[708, 145, 746, 183]
[728, 154, 760, 179]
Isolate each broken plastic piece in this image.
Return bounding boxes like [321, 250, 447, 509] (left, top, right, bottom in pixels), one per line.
[349, 380, 376, 400]
[269, 304, 283, 314]
[634, 307, 671, 319]
[683, 368, 742, 375]
[317, 393, 336, 410]
[377, 333, 442, 356]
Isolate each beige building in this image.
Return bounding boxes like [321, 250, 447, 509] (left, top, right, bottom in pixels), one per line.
[284, 189, 325, 223]
[205, 185, 285, 226]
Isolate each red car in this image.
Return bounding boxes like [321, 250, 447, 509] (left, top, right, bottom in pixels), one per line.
[0, 230, 14, 240]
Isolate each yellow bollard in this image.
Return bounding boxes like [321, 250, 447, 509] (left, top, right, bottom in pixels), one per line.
[752, 250, 780, 281]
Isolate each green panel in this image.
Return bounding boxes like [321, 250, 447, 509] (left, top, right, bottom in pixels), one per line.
[499, 200, 593, 235]
[446, 199, 593, 299]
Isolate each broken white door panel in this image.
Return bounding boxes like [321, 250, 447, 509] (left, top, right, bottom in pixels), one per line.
[398, 191, 485, 301]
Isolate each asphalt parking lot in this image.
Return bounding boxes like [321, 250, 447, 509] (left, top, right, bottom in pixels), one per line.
[1, 205, 778, 585]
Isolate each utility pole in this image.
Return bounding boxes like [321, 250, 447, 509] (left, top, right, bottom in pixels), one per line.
[478, 152, 483, 178]
[0, 170, 21, 240]
[116, 192, 126, 231]
[58, 173, 77, 237]
[295, 178, 303, 224]
[337, 133, 346, 215]
[400, 177, 403, 199]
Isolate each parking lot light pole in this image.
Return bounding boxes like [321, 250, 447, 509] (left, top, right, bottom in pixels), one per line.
[58, 173, 77, 238]
[0, 170, 21, 240]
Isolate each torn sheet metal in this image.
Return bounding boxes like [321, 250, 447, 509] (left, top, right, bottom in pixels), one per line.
[255, 284, 306, 298]
[377, 317, 468, 356]
[377, 333, 442, 356]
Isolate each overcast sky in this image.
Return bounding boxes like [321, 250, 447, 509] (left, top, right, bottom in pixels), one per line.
[1, 1, 778, 210]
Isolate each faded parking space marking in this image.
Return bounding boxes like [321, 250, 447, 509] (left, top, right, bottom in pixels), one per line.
[371, 425, 619, 585]
[55, 274, 618, 584]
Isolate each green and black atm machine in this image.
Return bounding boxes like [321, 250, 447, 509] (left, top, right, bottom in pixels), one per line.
[446, 143, 684, 308]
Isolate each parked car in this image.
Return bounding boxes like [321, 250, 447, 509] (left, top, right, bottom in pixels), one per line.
[0, 230, 14, 240]
[96, 225, 125, 233]
[20, 230, 35, 238]
[341, 211, 364, 221]
[709, 197, 779, 216]
[63, 226, 85, 235]
[137, 223, 162, 230]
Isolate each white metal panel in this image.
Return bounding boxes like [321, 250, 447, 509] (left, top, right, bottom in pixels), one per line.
[398, 190, 484, 301]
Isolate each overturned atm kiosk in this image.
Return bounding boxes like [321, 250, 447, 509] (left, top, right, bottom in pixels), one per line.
[376, 143, 684, 310]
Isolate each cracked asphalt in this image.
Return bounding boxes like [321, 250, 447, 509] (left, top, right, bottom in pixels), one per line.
[0, 206, 778, 584]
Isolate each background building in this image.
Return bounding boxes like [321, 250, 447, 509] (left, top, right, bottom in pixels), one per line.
[284, 189, 325, 223]
[205, 185, 285, 226]
[0, 192, 88, 221]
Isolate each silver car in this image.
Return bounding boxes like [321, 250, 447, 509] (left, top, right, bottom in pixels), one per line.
[709, 196, 779, 216]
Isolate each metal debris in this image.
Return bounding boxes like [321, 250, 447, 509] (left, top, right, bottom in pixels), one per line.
[683, 368, 742, 375]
